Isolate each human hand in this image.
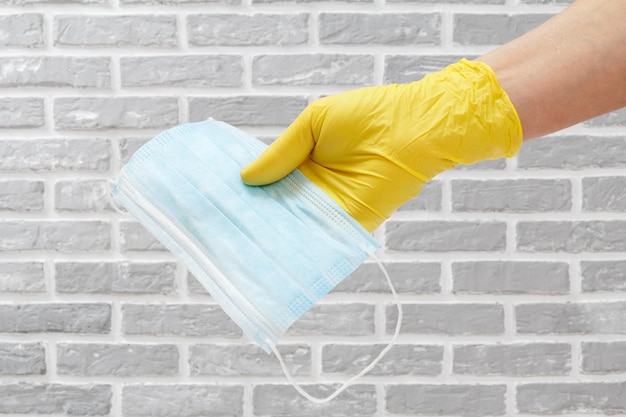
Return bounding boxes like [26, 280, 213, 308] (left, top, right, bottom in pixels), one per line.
[240, 59, 523, 232]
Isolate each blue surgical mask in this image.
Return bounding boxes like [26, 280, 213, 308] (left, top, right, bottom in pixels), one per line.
[111, 119, 402, 404]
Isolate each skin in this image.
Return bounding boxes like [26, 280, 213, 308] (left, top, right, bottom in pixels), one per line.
[477, 0, 626, 141]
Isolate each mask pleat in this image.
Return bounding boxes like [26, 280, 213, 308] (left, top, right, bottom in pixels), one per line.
[115, 119, 380, 353]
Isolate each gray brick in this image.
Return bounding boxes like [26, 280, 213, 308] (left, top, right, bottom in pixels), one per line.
[254, 0, 371, 3]
[517, 382, 626, 415]
[0, 139, 111, 172]
[581, 261, 626, 292]
[122, 304, 241, 337]
[0, 221, 110, 252]
[0, 303, 111, 333]
[323, 344, 443, 376]
[452, 179, 571, 212]
[119, 137, 150, 165]
[320, 13, 441, 45]
[0, 97, 44, 128]
[54, 97, 178, 130]
[585, 108, 626, 127]
[121, 55, 243, 88]
[254, 384, 376, 416]
[55, 262, 177, 294]
[453, 343, 570, 376]
[0, 180, 44, 212]
[454, 14, 551, 45]
[386, 384, 506, 416]
[583, 176, 626, 211]
[5, 0, 107, 4]
[386, 303, 504, 335]
[57, 343, 179, 376]
[334, 261, 441, 294]
[252, 54, 374, 86]
[384, 55, 467, 84]
[288, 303, 375, 336]
[516, 302, 626, 334]
[452, 261, 570, 295]
[0, 57, 110, 88]
[582, 342, 626, 373]
[0, 342, 45, 375]
[190, 344, 310, 376]
[123, 384, 243, 417]
[0, 14, 44, 48]
[391, 0, 503, 2]
[397, 180, 442, 211]
[519, 0, 573, 3]
[385, 221, 506, 252]
[517, 135, 626, 169]
[124, 0, 240, 4]
[54, 15, 177, 47]
[120, 221, 167, 251]
[456, 158, 507, 170]
[188, 14, 308, 46]
[188, 96, 307, 126]
[0, 262, 45, 293]
[55, 180, 113, 212]
[517, 221, 626, 252]
[0, 383, 111, 415]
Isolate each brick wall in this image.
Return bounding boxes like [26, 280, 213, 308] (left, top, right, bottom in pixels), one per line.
[3, 0, 626, 415]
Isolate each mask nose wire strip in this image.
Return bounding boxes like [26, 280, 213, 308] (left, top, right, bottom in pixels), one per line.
[107, 179, 129, 214]
[268, 246, 403, 404]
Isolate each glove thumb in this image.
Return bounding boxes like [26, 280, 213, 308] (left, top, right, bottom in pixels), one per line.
[240, 105, 316, 186]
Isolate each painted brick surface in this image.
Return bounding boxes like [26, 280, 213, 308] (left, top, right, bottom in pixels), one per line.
[187, 14, 308, 46]
[120, 55, 243, 88]
[54, 15, 178, 47]
[386, 384, 506, 416]
[452, 261, 569, 294]
[57, 343, 179, 376]
[386, 303, 504, 335]
[55, 262, 177, 294]
[253, 384, 376, 416]
[0, 343, 46, 375]
[122, 385, 244, 417]
[0, 303, 111, 333]
[2, 1, 625, 416]
[0, 180, 44, 212]
[323, 344, 443, 375]
[581, 261, 626, 292]
[451, 179, 572, 212]
[0, 262, 45, 292]
[54, 97, 179, 130]
[453, 343, 571, 376]
[188, 95, 307, 126]
[0, 139, 111, 172]
[189, 344, 311, 376]
[319, 13, 441, 45]
[0, 57, 111, 88]
[0, 384, 111, 415]
[0, 98, 45, 128]
[0, 14, 44, 47]
[252, 54, 374, 86]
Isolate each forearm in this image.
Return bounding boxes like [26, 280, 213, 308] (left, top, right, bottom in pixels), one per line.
[477, 0, 626, 140]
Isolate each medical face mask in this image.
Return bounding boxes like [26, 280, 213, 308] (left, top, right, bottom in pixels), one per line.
[111, 119, 402, 404]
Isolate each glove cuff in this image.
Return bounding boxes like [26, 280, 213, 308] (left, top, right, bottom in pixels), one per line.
[392, 58, 524, 180]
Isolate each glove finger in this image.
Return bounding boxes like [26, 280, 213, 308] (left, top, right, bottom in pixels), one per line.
[240, 104, 317, 185]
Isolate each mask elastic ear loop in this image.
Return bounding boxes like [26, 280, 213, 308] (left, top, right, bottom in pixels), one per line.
[268, 247, 403, 404]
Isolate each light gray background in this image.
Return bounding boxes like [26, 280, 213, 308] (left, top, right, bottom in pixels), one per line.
[3, 0, 626, 415]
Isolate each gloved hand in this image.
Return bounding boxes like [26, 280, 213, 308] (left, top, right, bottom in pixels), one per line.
[240, 59, 523, 232]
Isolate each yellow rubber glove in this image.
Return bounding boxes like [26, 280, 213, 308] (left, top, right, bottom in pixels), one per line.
[240, 59, 523, 232]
